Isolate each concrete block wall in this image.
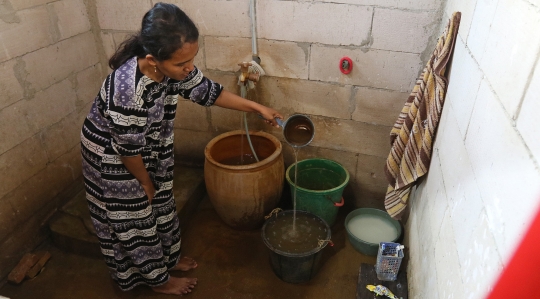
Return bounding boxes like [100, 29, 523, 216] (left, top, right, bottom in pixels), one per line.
[406, 0, 540, 298]
[0, 0, 105, 282]
[97, 0, 445, 209]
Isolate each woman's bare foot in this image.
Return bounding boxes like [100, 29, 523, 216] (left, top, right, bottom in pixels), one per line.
[171, 257, 198, 271]
[152, 277, 197, 295]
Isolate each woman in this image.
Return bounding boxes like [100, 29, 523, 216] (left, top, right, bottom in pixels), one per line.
[80, 2, 282, 295]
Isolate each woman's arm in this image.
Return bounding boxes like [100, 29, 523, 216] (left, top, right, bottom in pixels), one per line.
[214, 90, 283, 127]
[120, 155, 156, 204]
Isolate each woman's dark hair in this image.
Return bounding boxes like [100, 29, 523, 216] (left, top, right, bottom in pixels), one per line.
[108, 2, 199, 70]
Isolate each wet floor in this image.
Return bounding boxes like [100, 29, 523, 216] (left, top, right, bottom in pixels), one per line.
[0, 198, 377, 299]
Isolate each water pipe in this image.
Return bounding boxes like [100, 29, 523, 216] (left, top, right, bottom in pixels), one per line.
[238, 62, 260, 163]
[237, 1, 265, 163]
[249, 0, 260, 64]
[240, 85, 259, 162]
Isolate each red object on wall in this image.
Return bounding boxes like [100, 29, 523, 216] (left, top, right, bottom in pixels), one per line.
[486, 202, 540, 299]
[339, 57, 353, 74]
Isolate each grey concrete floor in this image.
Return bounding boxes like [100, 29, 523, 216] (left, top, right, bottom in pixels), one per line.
[0, 199, 377, 299]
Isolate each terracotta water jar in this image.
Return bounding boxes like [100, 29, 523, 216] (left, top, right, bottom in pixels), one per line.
[204, 130, 284, 230]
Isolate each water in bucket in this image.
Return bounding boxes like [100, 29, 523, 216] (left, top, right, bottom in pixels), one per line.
[263, 211, 328, 254]
[347, 214, 399, 244]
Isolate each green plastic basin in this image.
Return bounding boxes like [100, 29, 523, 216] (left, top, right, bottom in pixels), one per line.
[344, 208, 402, 256]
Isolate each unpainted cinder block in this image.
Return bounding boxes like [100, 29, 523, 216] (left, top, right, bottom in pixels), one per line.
[0, 7, 52, 63]
[395, 0, 443, 10]
[258, 1, 372, 46]
[205, 36, 309, 80]
[176, 100, 211, 131]
[371, 8, 439, 54]
[204, 70, 240, 91]
[10, 0, 51, 10]
[173, 128, 215, 164]
[0, 60, 24, 110]
[75, 64, 104, 110]
[0, 199, 18, 242]
[0, 100, 34, 155]
[96, 0, 152, 31]
[352, 87, 409, 127]
[315, 0, 442, 10]
[169, 0, 251, 37]
[41, 110, 81, 162]
[257, 39, 309, 80]
[308, 116, 392, 158]
[0, 135, 48, 200]
[257, 77, 352, 120]
[348, 181, 386, 210]
[24, 79, 77, 134]
[4, 165, 62, 231]
[51, 0, 91, 40]
[314, 0, 399, 6]
[23, 32, 99, 92]
[205, 36, 252, 72]
[356, 153, 389, 188]
[310, 45, 422, 92]
[210, 107, 245, 133]
[100, 32, 116, 62]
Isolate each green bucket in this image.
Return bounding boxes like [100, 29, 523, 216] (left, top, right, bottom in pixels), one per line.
[286, 158, 349, 226]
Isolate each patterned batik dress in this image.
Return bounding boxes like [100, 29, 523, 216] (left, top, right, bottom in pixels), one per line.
[80, 56, 222, 291]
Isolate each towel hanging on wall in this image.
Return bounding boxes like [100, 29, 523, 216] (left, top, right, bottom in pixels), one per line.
[384, 12, 461, 219]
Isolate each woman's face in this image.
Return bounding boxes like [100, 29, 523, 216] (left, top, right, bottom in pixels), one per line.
[155, 41, 199, 81]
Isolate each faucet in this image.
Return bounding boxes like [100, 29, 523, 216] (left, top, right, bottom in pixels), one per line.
[238, 62, 261, 85]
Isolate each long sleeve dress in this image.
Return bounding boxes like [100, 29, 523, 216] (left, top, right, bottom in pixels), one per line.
[80, 56, 222, 291]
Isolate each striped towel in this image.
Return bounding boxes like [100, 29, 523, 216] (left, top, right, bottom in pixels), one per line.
[384, 12, 461, 219]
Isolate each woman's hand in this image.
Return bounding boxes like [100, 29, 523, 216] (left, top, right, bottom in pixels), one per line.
[258, 106, 283, 128]
[214, 90, 283, 127]
[120, 155, 156, 205]
[141, 181, 156, 204]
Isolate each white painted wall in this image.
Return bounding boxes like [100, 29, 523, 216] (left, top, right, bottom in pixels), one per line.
[406, 0, 540, 298]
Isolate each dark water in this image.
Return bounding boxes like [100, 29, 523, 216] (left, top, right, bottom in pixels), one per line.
[284, 117, 313, 147]
[264, 213, 328, 254]
[292, 148, 299, 229]
[293, 169, 342, 190]
[219, 154, 259, 165]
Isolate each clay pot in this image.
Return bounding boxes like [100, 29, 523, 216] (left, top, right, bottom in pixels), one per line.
[204, 130, 284, 230]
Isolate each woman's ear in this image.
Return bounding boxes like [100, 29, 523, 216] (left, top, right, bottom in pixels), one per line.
[145, 54, 158, 67]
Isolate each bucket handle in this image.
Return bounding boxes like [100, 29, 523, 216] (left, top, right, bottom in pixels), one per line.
[318, 239, 334, 248]
[264, 208, 283, 219]
[332, 197, 344, 207]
